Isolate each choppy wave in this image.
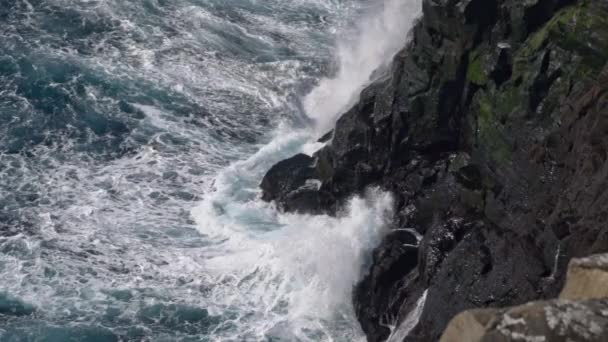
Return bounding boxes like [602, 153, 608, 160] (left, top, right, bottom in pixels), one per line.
[191, 124, 394, 340]
[0, 0, 421, 340]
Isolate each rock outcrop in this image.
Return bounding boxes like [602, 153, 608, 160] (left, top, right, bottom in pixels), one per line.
[261, 0, 608, 341]
[260, 153, 329, 214]
[439, 253, 608, 342]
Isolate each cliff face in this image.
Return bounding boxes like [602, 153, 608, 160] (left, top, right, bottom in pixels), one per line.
[260, 0, 608, 341]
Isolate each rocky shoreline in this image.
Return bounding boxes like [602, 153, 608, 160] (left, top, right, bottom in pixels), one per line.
[261, 0, 608, 341]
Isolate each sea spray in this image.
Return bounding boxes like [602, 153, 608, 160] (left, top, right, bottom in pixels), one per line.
[192, 123, 393, 339]
[304, 0, 422, 134]
[193, 182, 393, 340]
[191, 0, 424, 339]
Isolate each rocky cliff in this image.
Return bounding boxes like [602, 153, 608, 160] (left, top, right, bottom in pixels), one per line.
[260, 0, 608, 341]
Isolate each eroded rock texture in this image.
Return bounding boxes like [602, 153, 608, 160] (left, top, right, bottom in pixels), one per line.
[261, 0, 608, 341]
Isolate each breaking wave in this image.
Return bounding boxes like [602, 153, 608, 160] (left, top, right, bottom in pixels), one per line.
[0, 0, 421, 340]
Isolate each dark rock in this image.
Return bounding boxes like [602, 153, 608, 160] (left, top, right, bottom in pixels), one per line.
[354, 229, 421, 342]
[260, 153, 331, 214]
[260, 0, 608, 341]
[317, 130, 334, 143]
[453, 164, 483, 190]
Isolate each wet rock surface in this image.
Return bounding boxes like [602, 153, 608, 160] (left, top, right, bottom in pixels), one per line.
[261, 0, 608, 340]
[260, 153, 329, 214]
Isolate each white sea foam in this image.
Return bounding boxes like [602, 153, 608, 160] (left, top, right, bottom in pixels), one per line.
[188, 1, 425, 338]
[304, 0, 422, 134]
[386, 290, 429, 342]
[0, 0, 422, 340]
[188, 0, 424, 339]
[192, 134, 395, 339]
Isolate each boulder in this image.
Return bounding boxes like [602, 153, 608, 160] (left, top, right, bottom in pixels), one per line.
[260, 153, 325, 214]
[440, 299, 608, 342]
[560, 254, 608, 300]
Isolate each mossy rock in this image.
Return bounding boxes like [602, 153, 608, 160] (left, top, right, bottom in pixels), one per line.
[474, 91, 512, 165]
[549, 2, 608, 71]
[467, 49, 488, 86]
[515, 1, 608, 76]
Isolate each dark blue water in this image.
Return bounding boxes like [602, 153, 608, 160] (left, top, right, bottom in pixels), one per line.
[0, 0, 419, 340]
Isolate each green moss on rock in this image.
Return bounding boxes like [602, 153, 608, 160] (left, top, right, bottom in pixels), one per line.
[475, 92, 512, 165]
[467, 50, 488, 86]
[513, 2, 608, 80]
[495, 85, 523, 119]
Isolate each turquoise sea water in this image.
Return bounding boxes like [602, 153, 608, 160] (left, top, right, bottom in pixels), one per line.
[0, 0, 419, 340]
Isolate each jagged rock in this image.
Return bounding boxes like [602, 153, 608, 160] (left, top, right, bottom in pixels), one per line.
[260, 154, 324, 214]
[261, 0, 608, 340]
[354, 230, 421, 341]
[439, 299, 608, 342]
[408, 220, 547, 342]
[317, 130, 334, 143]
[560, 254, 608, 300]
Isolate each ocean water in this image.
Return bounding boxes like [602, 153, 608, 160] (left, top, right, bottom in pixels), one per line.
[0, 0, 420, 341]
